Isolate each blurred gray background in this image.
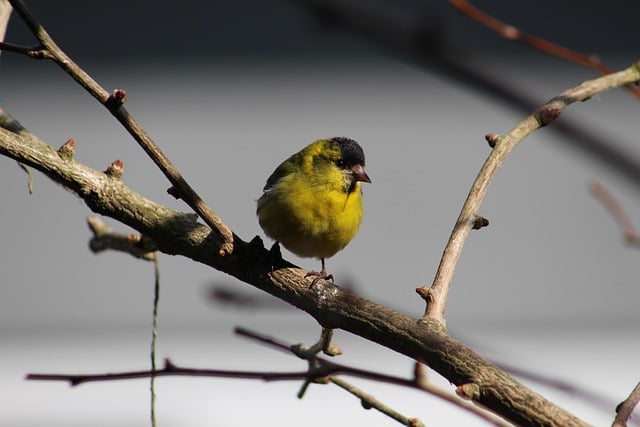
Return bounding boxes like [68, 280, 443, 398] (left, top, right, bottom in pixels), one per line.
[2, 1, 640, 426]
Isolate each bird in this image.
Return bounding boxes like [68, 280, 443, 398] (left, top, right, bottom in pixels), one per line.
[257, 137, 371, 284]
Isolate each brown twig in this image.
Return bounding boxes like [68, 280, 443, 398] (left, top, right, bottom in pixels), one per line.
[329, 377, 425, 427]
[27, 327, 509, 427]
[27, 358, 425, 427]
[613, 382, 640, 427]
[87, 216, 158, 261]
[448, 0, 640, 99]
[418, 62, 640, 324]
[26, 358, 310, 386]
[590, 181, 640, 245]
[3, 0, 234, 255]
[235, 328, 511, 426]
[291, 327, 342, 357]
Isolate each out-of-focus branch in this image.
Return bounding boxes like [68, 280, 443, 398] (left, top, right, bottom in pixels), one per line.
[448, 0, 640, 98]
[295, 0, 640, 193]
[590, 181, 640, 245]
[418, 62, 640, 324]
[27, 358, 310, 385]
[3, 0, 234, 255]
[28, 328, 510, 427]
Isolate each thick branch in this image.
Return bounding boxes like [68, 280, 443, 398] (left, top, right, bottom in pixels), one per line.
[6, 0, 234, 254]
[0, 111, 586, 427]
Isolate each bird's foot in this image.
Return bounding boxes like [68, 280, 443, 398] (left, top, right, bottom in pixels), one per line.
[305, 258, 333, 288]
[305, 270, 333, 288]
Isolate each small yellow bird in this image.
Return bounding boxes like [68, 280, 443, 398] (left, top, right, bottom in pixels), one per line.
[257, 137, 371, 282]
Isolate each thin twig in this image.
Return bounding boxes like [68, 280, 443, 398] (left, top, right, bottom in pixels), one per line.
[5, 0, 234, 255]
[330, 377, 425, 427]
[291, 327, 342, 357]
[17, 161, 33, 193]
[590, 181, 640, 245]
[419, 62, 640, 324]
[27, 327, 510, 427]
[235, 328, 512, 426]
[448, 0, 640, 98]
[87, 216, 158, 261]
[26, 358, 310, 385]
[613, 382, 640, 427]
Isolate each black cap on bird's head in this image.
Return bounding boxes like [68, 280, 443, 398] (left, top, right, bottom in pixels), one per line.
[331, 137, 366, 167]
[330, 136, 371, 185]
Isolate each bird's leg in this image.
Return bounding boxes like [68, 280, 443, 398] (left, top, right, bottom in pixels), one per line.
[305, 258, 334, 287]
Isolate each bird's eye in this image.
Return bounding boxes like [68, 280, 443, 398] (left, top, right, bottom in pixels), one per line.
[335, 159, 346, 168]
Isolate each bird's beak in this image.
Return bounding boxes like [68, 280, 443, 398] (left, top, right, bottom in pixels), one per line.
[351, 164, 371, 184]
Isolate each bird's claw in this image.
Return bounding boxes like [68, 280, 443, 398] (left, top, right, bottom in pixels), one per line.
[305, 270, 333, 288]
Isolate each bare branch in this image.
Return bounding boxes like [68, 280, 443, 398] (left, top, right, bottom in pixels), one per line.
[613, 382, 640, 427]
[26, 358, 310, 386]
[5, 0, 234, 255]
[329, 377, 425, 427]
[419, 62, 640, 324]
[448, 0, 640, 98]
[28, 327, 510, 427]
[87, 216, 158, 261]
[291, 327, 342, 358]
[590, 181, 640, 245]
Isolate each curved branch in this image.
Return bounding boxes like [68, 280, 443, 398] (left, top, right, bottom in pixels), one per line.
[421, 62, 640, 324]
[0, 107, 587, 426]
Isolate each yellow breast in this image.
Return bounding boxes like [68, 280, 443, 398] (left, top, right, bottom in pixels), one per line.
[257, 174, 364, 259]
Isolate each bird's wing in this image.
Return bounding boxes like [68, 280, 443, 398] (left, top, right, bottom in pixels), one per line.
[262, 152, 302, 192]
